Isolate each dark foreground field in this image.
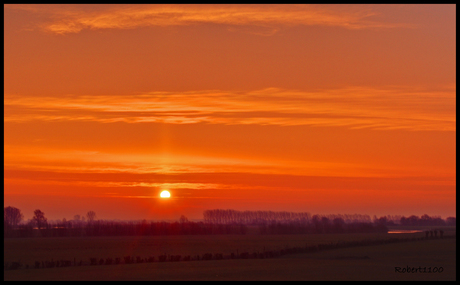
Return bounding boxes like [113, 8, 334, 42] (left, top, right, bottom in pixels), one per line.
[4, 231, 456, 281]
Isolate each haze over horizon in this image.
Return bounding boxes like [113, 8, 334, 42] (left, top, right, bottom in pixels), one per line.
[4, 4, 456, 221]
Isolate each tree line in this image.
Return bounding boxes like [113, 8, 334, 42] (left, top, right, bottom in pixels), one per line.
[203, 209, 375, 224]
[4, 206, 456, 238]
[203, 209, 456, 227]
[5, 220, 249, 238]
[396, 214, 455, 227]
[4, 207, 97, 231]
[4, 207, 248, 238]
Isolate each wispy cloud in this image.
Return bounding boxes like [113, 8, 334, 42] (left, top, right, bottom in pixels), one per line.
[5, 86, 455, 131]
[5, 168, 455, 197]
[9, 138, 443, 181]
[6, 4, 413, 35]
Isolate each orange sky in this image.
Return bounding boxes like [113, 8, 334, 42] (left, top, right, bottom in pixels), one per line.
[4, 4, 456, 221]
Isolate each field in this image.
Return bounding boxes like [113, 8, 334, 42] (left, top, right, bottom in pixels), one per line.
[4, 228, 456, 281]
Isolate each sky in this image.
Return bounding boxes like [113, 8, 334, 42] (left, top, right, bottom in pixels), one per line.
[4, 4, 456, 221]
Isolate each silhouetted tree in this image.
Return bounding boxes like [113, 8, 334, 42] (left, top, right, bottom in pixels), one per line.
[179, 215, 189, 223]
[420, 214, 432, 225]
[311, 215, 323, 233]
[4, 206, 24, 228]
[321, 217, 330, 233]
[32, 209, 47, 230]
[446, 217, 456, 226]
[332, 217, 345, 233]
[86, 211, 96, 223]
[374, 216, 389, 226]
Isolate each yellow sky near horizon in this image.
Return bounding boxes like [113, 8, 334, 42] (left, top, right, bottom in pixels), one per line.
[4, 4, 456, 221]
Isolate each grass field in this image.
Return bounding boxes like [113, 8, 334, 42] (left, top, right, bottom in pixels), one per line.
[4, 228, 456, 281]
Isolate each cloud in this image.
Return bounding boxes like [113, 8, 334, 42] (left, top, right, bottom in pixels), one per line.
[6, 4, 413, 35]
[5, 168, 455, 196]
[4, 86, 455, 131]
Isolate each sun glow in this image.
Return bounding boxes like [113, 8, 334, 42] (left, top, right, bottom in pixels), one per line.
[160, 190, 171, 198]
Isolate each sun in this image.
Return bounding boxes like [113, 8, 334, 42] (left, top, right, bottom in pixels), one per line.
[160, 190, 171, 198]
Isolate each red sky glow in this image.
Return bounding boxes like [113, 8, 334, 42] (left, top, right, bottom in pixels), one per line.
[4, 4, 456, 221]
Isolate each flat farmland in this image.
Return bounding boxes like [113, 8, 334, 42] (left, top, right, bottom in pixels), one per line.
[3, 231, 433, 266]
[4, 229, 456, 281]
